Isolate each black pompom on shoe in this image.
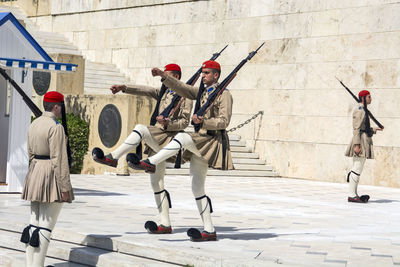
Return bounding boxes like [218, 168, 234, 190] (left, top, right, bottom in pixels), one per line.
[92, 147, 118, 167]
[126, 153, 142, 170]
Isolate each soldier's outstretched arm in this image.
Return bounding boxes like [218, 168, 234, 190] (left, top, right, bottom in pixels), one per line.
[110, 84, 159, 100]
[152, 68, 198, 100]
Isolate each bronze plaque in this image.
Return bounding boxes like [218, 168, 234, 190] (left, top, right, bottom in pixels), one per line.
[32, 71, 51, 96]
[98, 104, 122, 148]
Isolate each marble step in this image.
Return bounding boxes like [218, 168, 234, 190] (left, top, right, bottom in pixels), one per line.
[229, 140, 246, 147]
[228, 134, 240, 141]
[42, 47, 82, 56]
[165, 168, 278, 177]
[232, 158, 265, 164]
[232, 164, 273, 171]
[167, 162, 273, 171]
[85, 68, 127, 76]
[85, 73, 127, 80]
[230, 146, 253, 153]
[231, 152, 259, 159]
[39, 42, 80, 51]
[0, 229, 177, 267]
[0, 220, 241, 267]
[0, 247, 86, 267]
[86, 61, 123, 71]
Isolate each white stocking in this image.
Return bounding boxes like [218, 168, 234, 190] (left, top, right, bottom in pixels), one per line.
[349, 157, 366, 197]
[148, 132, 201, 165]
[191, 155, 214, 233]
[150, 161, 171, 226]
[26, 202, 39, 267]
[31, 202, 63, 267]
[111, 124, 160, 159]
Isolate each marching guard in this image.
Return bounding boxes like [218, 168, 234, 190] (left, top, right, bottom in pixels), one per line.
[92, 63, 193, 234]
[137, 60, 234, 241]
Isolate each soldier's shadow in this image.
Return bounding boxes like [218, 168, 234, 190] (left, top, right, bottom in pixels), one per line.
[158, 226, 278, 241]
[73, 187, 127, 196]
[368, 199, 400, 203]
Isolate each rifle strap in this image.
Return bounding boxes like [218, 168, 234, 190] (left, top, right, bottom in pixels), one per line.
[168, 96, 185, 118]
[173, 138, 182, 169]
[150, 84, 167, 126]
[221, 130, 227, 170]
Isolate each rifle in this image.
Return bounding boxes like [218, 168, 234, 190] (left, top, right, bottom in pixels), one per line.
[158, 45, 229, 120]
[335, 77, 384, 129]
[193, 42, 265, 132]
[0, 67, 73, 167]
[0, 67, 42, 117]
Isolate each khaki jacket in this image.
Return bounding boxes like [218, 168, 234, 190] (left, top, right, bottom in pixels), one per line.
[124, 84, 192, 132]
[125, 84, 193, 160]
[163, 76, 234, 170]
[22, 112, 74, 202]
[345, 104, 377, 159]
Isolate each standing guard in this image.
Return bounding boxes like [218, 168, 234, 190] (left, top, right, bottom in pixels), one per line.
[92, 63, 193, 234]
[138, 60, 234, 241]
[20, 91, 74, 266]
[345, 90, 383, 203]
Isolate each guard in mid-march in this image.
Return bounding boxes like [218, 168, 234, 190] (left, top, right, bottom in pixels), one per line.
[92, 63, 193, 234]
[137, 60, 233, 242]
[345, 90, 383, 203]
[21, 91, 74, 267]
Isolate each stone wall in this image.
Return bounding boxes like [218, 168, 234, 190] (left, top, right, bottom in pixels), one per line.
[64, 94, 153, 175]
[21, 0, 400, 187]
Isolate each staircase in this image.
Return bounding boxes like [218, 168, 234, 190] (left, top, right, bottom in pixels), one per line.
[0, 5, 279, 178]
[0, 6, 130, 95]
[166, 134, 279, 177]
[0, 221, 178, 266]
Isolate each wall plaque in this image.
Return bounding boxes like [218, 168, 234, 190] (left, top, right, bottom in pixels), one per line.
[32, 71, 51, 96]
[98, 104, 122, 148]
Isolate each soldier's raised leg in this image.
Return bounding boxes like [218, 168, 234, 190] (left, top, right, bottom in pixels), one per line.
[92, 124, 160, 168]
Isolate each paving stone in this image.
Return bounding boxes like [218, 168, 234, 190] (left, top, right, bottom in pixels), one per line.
[1, 174, 400, 266]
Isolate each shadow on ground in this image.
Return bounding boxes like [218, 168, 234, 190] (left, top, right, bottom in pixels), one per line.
[73, 188, 127, 196]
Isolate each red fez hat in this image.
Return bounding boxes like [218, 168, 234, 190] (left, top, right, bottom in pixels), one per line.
[202, 60, 221, 71]
[43, 91, 64, 103]
[358, 90, 370, 98]
[164, 63, 181, 72]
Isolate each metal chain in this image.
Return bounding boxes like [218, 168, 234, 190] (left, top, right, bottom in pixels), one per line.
[227, 111, 264, 132]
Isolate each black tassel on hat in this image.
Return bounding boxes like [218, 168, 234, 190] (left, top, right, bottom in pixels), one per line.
[20, 224, 32, 244]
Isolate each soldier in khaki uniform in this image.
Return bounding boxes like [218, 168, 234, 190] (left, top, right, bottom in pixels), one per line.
[92, 63, 193, 234]
[21, 91, 74, 267]
[345, 90, 383, 203]
[138, 60, 233, 241]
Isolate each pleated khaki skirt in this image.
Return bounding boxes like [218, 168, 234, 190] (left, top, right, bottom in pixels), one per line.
[183, 131, 234, 170]
[345, 132, 374, 159]
[145, 126, 184, 164]
[21, 159, 74, 203]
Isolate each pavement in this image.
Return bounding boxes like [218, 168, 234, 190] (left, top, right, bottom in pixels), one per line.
[1, 173, 400, 266]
